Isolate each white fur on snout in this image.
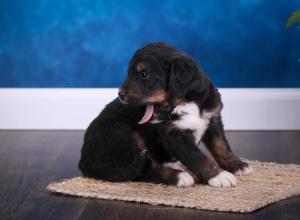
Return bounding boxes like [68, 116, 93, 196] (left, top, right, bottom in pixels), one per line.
[235, 165, 253, 176]
[208, 171, 237, 188]
[176, 172, 195, 187]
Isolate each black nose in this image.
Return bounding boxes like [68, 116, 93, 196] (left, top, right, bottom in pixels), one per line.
[118, 90, 126, 100]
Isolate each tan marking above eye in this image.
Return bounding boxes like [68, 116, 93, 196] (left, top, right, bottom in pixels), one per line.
[136, 62, 146, 72]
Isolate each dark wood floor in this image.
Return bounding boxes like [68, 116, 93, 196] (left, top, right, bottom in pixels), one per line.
[0, 130, 299, 220]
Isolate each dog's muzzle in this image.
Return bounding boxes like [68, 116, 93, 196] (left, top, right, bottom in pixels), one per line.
[118, 90, 128, 104]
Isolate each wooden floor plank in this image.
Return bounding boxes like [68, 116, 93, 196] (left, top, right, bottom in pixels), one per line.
[0, 131, 87, 220]
[0, 131, 63, 219]
[0, 130, 299, 220]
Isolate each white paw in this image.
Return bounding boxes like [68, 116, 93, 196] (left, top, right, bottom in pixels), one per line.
[235, 165, 253, 176]
[208, 171, 237, 188]
[163, 161, 186, 172]
[176, 172, 195, 187]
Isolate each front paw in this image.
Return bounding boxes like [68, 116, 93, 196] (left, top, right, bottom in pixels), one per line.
[208, 170, 237, 188]
[234, 163, 253, 176]
[219, 158, 253, 176]
[176, 172, 195, 187]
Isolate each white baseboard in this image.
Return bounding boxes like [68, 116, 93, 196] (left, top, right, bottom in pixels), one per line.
[0, 88, 299, 130]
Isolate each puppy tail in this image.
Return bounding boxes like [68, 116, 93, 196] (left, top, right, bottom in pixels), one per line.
[78, 150, 148, 181]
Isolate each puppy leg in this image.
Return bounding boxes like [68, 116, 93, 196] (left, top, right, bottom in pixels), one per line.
[203, 116, 253, 175]
[133, 132, 194, 187]
[159, 127, 236, 187]
[140, 154, 194, 187]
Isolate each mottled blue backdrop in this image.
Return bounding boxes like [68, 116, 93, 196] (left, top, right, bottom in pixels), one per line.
[0, 0, 299, 87]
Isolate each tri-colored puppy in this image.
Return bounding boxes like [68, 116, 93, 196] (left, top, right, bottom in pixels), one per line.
[79, 42, 252, 187]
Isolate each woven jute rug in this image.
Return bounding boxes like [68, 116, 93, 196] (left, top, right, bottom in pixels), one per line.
[47, 160, 300, 213]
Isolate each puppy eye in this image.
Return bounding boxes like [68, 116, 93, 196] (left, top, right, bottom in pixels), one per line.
[140, 71, 149, 78]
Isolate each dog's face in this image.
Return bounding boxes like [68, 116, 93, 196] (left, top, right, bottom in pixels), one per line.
[118, 42, 208, 107]
[119, 55, 168, 105]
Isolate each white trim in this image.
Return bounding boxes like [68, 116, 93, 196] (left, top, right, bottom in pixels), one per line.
[0, 88, 299, 130]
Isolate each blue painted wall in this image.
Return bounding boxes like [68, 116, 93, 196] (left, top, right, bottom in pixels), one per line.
[0, 0, 299, 87]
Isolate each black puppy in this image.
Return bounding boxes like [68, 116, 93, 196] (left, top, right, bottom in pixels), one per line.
[79, 42, 252, 187]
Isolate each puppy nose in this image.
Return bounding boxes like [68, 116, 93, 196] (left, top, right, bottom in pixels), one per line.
[118, 90, 126, 100]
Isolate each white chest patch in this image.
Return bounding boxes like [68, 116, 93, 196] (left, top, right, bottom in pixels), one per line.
[172, 102, 213, 144]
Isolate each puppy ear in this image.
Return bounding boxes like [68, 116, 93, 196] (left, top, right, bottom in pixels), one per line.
[169, 56, 208, 100]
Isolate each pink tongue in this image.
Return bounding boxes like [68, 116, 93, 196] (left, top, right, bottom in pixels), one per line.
[138, 104, 154, 125]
